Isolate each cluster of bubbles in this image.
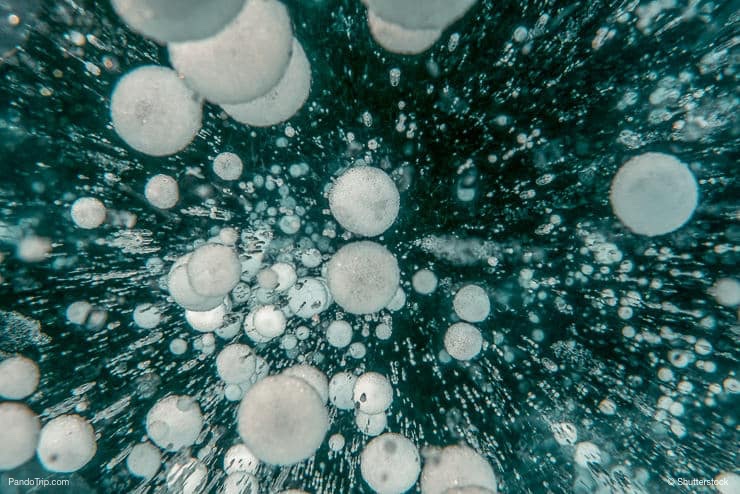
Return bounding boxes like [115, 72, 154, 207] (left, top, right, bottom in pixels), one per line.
[0, 0, 737, 493]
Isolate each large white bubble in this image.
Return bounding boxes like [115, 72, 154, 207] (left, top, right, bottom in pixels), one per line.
[327, 241, 400, 314]
[362, 0, 478, 30]
[609, 152, 698, 236]
[70, 197, 106, 229]
[187, 243, 242, 298]
[37, 414, 97, 473]
[111, 66, 202, 156]
[329, 166, 400, 237]
[126, 442, 161, 479]
[368, 10, 441, 54]
[111, 0, 246, 43]
[354, 372, 393, 415]
[452, 284, 490, 323]
[146, 395, 203, 452]
[0, 402, 39, 470]
[222, 39, 311, 127]
[420, 445, 497, 494]
[0, 355, 39, 400]
[168, 0, 293, 104]
[444, 322, 483, 361]
[237, 375, 328, 465]
[361, 432, 421, 494]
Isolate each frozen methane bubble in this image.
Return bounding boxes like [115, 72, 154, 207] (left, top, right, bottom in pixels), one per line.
[222, 39, 311, 127]
[16, 235, 51, 262]
[146, 395, 203, 452]
[110, 66, 202, 156]
[111, 0, 245, 43]
[362, 0, 478, 30]
[326, 320, 353, 348]
[282, 364, 329, 403]
[145, 174, 179, 209]
[216, 344, 257, 384]
[168, 0, 293, 104]
[287, 277, 332, 318]
[271, 263, 297, 292]
[354, 372, 393, 414]
[367, 10, 442, 55]
[66, 300, 92, 325]
[329, 166, 400, 237]
[185, 303, 229, 332]
[444, 322, 483, 361]
[329, 371, 357, 410]
[327, 241, 400, 314]
[168, 257, 224, 312]
[711, 278, 740, 307]
[355, 411, 388, 436]
[574, 441, 603, 466]
[0, 402, 40, 470]
[224, 443, 259, 474]
[360, 432, 421, 494]
[412, 268, 438, 295]
[166, 457, 208, 494]
[237, 375, 329, 465]
[187, 243, 242, 297]
[252, 305, 287, 338]
[609, 152, 699, 236]
[126, 442, 161, 479]
[223, 472, 259, 494]
[133, 303, 163, 329]
[37, 414, 97, 473]
[453, 284, 490, 323]
[420, 445, 497, 494]
[0, 355, 40, 399]
[70, 197, 106, 229]
[213, 152, 244, 181]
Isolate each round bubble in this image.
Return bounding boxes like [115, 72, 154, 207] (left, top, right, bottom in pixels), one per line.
[222, 39, 311, 127]
[444, 322, 483, 361]
[327, 241, 400, 314]
[287, 277, 332, 318]
[354, 372, 393, 414]
[70, 197, 106, 229]
[111, 66, 202, 156]
[329, 166, 400, 237]
[329, 372, 357, 410]
[282, 364, 329, 403]
[187, 243, 242, 298]
[610, 152, 698, 236]
[0, 355, 39, 400]
[0, 402, 40, 470]
[168, 0, 293, 104]
[361, 432, 420, 494]
[217, 344, 257, 385]
[145, 174, 180, 209]
[213, 152, 244, 181]
[224, 443, 259, 475]
[368, 10, 441, 54]
[362, 0, 478, 30]
[237, 375, 328, 465]
[453, 285, 490, 323]
[420, 445, 497, 494]
[126, 442, 161, 479]
[111, 0, 246, 43]
[146, 395, 203, 452]
[37, 414, 97, 473]
[326, 320, 353, 348]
